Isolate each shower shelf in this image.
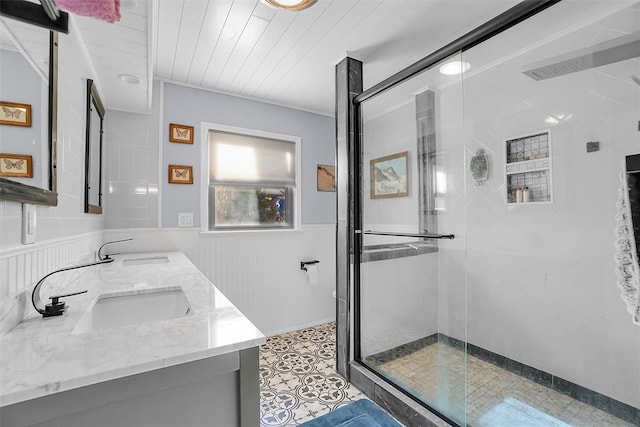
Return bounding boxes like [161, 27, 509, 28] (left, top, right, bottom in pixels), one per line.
[504, 130, 553, 205]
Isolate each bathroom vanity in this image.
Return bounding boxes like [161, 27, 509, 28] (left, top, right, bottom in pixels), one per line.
[0, 252, 265, 427]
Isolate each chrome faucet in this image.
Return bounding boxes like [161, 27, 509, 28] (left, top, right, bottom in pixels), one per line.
[97, 238, 133, 261]
[31, 259, 113, 317]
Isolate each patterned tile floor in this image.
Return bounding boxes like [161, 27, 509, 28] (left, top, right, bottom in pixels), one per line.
[259, 323, 367, 426]
[368, 342, 636, 427]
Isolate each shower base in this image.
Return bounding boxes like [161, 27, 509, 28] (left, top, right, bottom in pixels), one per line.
[365, 338, 638, 426]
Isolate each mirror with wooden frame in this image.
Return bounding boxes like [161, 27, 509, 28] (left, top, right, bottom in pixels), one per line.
[0, 29, 58, 205]
[0, 0, 67, 206]
[84, 79, 104, 214]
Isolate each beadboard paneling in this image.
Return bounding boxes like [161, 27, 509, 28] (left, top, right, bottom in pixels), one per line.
[104, 225, 336, 336]
[0, 232, 103, 336]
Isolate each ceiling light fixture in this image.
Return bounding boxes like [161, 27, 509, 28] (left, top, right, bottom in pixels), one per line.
[439, 61, 471, 76]
[118, 74, 142, 85]
[260, 0, 317, 11]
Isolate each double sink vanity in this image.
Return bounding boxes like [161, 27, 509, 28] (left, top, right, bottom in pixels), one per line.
[0, 252, 265, 427]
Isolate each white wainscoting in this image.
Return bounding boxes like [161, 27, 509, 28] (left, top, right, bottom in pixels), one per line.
[104, 224, 336, 336]
[0, 231, 104, 336]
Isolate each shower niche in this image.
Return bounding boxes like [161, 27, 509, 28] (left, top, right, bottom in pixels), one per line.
[504, 130, 553, 204]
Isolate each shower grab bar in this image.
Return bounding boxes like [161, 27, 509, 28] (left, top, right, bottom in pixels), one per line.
[362, 230, 455, 240]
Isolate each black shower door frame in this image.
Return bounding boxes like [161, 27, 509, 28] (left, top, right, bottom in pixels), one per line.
[351, 1, 563, 425]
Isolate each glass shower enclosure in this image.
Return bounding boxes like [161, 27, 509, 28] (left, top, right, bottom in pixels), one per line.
[353, 1, 640, 426]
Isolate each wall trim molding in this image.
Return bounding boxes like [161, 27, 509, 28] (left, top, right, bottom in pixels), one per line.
[104, 227, 199, 234]
[103, 225, 336, 336]
[104, 224, 336, 235]
[158, 79, 334, 118]
[0, 230, 103, 259]
[0, 231, 105, 335]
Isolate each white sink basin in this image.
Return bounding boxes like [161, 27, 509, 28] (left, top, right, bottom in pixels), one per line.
[122, 256, 170, 266]
[72, 287, 192, 334]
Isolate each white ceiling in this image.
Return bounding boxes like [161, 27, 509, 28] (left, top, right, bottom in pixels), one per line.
[153, 0, 520, 116]
[4, 1, 638, 117]
[73, 0, 152, 113]
[362, 0, 640, 119]
[0, 0, 153, 113]
[65, 0, 521, 115]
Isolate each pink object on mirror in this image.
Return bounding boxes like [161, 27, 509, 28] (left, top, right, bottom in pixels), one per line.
[56, 0, 120, 23]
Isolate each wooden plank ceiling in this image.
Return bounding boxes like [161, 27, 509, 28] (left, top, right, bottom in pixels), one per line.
[154, 0, 520, 116]
[6, 0, 518, 114]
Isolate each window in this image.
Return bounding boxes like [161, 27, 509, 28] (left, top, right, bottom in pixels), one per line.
[207, 128, 298, 230]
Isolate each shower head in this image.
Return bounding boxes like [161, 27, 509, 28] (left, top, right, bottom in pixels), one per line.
[522, 31, 640, 81]
[631, 75, 640, 88]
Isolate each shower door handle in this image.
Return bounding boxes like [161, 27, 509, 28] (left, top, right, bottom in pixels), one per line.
[362, 230, 455, 240]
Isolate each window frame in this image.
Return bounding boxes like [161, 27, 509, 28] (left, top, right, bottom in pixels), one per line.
[200, 122, 302, 233]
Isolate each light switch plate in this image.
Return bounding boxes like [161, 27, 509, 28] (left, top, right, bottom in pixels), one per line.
[178, 212, 194, 228]
[22, 203, 36, 245]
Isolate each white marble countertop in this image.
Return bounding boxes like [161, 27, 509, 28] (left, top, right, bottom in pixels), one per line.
[0, 252, 266, 407]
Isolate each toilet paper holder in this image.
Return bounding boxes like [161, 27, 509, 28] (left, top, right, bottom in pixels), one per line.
[300, 260, 319, 271]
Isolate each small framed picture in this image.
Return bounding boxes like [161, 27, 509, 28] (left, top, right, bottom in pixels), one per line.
[0, 101, 31, 127]
[370, 151, 408, 199]
[317, 164, 336, 192]
[168, 164, 193, 184]
[169, 123, 194, 144]
[0, 153, 33, 177]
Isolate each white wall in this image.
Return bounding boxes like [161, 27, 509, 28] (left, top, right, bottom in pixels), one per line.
[0, 24, 105, 334]
[2, 25, 336, 341]
[360, 253, 438, 356]
[356, 1, 640, 409]
[435, 8, 640, 408]
[362, 100, 419, 244]
[99, 81, 338, 335]
[103, 81, 161, 229]
[359, 97, 441, 356]
[161, 82, 335, 228]
[434, 83, 467, 342]
[103, 226, 335, 336]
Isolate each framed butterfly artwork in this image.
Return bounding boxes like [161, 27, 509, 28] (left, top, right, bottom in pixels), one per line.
[0, 101, 31, 127]
[0, 153, 33, 178]
[169, 123, 194, 144]
[168, 164, 193, 184]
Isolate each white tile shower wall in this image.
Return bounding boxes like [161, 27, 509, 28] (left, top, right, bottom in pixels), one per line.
[0, 19, 104, 250]
[103, 81, 161, 229]
[103, 224, 336, 336]
[360, 90, 461, 353]
[435, 5, 640, 407]
[360, 253, 438, 356]
[0, 231, 103, 335]
[362, 101, 419, 235]
[434, 89, 467, 342]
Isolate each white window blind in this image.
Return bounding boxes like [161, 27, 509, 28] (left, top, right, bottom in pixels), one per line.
[209, 131, 295, 185]
[207, 129, 297, 230]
